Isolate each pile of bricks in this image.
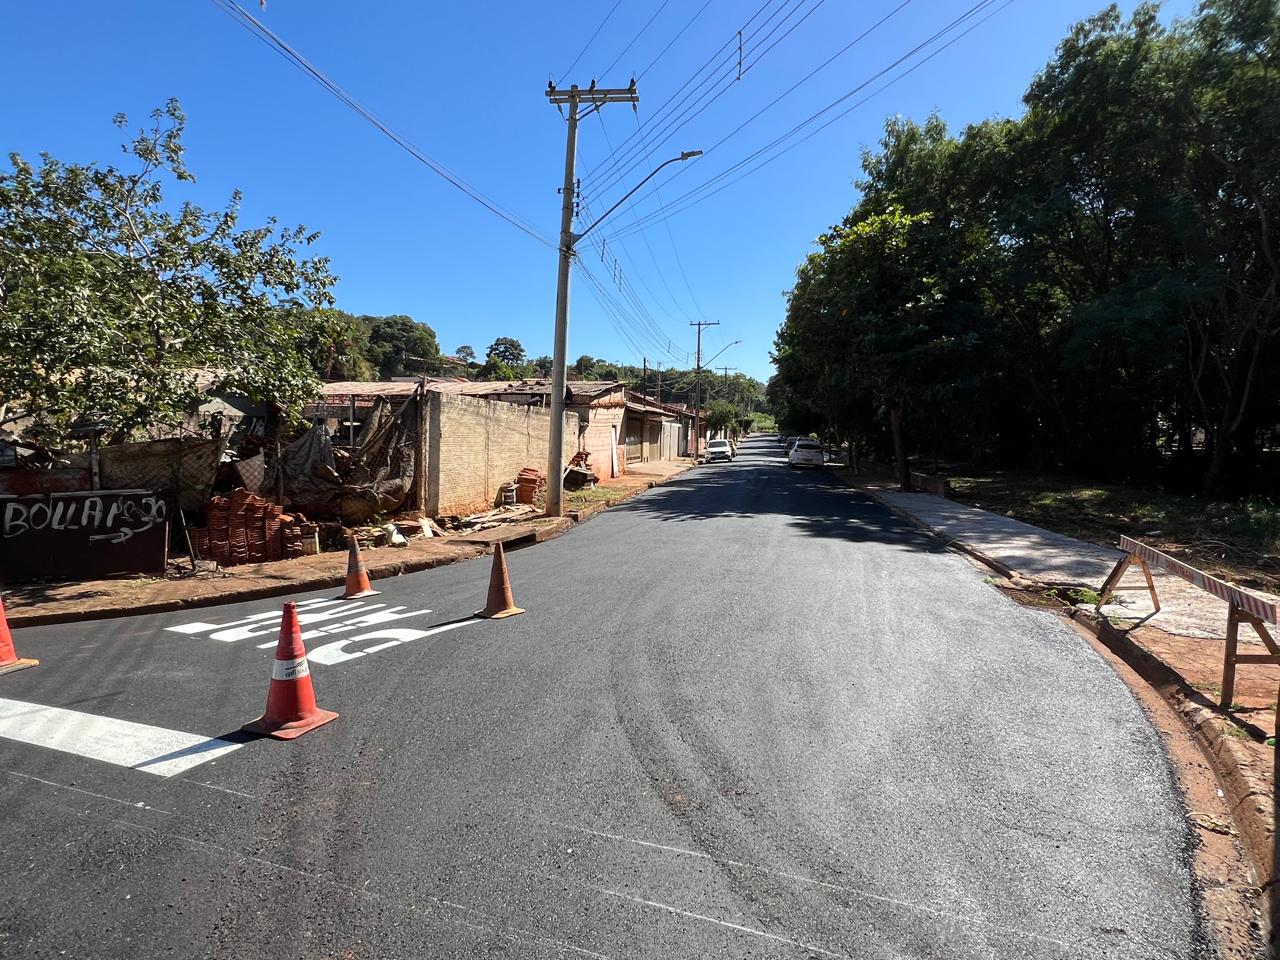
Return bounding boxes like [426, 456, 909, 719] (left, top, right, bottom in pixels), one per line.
[188, 489, 309, 567]
[514, 467, 544, 505]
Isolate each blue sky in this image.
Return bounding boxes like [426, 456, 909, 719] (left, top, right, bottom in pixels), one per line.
[3, 0, 1196, 382]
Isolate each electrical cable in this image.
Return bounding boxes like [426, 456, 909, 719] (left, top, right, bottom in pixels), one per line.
[560, 0, 625, 82]
[597, 0, 672, 81]
[210, 0, 555, 248]
[604, 0, 1012, 241]
[582, 0, 824, 200]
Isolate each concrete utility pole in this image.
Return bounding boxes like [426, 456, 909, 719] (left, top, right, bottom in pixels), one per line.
[690, 321, 719, 454]
[544, 82, 702, 515]
[719, 366, 737, 436]
[544, 82, 639, 516]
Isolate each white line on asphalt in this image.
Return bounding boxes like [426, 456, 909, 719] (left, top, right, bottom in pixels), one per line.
[0, 698, 243, 777]
[548, 821, 1080, 953]
[588, 884, 845, 958]
[180, 778, 257, 799]
[6, 770, 174, 814]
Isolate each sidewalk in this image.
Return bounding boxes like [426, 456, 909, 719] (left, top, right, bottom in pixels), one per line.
[837, 467, 1278, 889]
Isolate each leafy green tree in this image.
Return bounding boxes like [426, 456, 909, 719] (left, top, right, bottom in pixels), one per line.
[485, 336, 526, 368]
[361, 314, 441, 379]
[530, 355, 553, 377]
[477, 357, 516, 381]
[455, 344, 476, 364]
[704, 400, 739, 436]
[0, 100, 339, 445]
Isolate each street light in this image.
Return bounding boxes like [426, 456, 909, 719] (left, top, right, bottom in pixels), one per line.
[546, 148, 703, 517]
[575, 151, 703, 242]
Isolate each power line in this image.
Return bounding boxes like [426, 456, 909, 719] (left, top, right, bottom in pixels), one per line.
[597, 0, 672, 80]
[605, 0, 1012, 241]
[582, 0, 825, 201]
[209, 0, 555, 248]
[577, 0, 785, 193]
[560, 0, 625, 82]
[600, 0, 915, 228]
[637, 0, 717, 80]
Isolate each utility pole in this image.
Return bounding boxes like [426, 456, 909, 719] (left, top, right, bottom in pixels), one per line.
[719, 365, 737, 436]
[690, 320, 719, 454]
[544, 81, 640, 516]
[643, 357, 648, 398]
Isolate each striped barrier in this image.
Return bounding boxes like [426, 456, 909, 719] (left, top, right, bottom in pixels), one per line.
[1099, 537, 1279, 707]
[1117, 536, 1277, 625]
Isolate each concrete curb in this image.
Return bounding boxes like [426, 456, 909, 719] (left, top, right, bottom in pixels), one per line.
[8, 464, 696, 628]
[6, 544, 485, 628]
[836, 468, 1275, 896]
[1067, 608, 1275, 892]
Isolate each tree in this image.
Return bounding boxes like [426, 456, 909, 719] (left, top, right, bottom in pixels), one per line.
[704, 400, 739, 436]
[530, 355, 553, 377]
[486, 336, 526, 368]
[0, 100, 339, 445]
[455, 344, 476, 364]
[361, 314, 441, 379]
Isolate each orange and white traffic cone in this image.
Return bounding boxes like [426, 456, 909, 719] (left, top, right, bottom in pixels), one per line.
[0, 596, 37, 676]
[341, 536, 380, 600]
[243, 602, 338, 740]
[475, 542, 524, 619]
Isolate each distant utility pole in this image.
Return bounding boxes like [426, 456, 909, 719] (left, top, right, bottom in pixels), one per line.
[643, 357, 648, 398]
[544, 81, 639, 515]
[690, 320, 719, 453]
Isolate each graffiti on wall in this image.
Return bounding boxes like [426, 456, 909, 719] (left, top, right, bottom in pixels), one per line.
[0, 489, 168, 582]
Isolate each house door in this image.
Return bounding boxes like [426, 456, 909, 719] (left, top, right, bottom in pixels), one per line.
[610, 425, 618, 478]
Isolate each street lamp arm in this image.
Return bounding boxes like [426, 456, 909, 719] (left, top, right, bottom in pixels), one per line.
[702, 340, 742, 368]
[575, 150, 702, 243]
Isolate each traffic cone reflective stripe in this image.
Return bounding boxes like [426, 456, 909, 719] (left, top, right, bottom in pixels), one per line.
[475, 542, 524, 619]
[0, 596, 37, 676]
[342, 536, 380, 599]
[243, 602, 337, 740]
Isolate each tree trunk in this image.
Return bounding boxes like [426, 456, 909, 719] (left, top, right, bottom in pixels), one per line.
[1202, 424, 1230, 497]
[890, 403, 910, 492]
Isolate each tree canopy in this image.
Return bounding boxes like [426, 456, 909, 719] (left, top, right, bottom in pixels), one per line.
[770, 0, 1280, 495]
[0, 100, 341, 445]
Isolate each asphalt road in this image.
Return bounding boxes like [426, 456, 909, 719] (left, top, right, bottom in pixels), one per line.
[1, 436, 1208, 959]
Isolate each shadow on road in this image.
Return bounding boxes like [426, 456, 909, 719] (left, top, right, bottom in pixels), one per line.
[609, 438, 944, 554]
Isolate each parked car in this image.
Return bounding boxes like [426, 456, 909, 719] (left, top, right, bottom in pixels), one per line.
[706, 438, 735, 462]
[788, 439, 824, 469]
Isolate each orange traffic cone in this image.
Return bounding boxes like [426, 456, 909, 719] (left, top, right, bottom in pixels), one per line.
[243, 602, 338, 740]
[0, 596, 37, 676]
[475, 542, 524, 619]
[341, 536, 380, 599]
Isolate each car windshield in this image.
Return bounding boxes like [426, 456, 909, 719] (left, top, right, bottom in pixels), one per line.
[708, 440, 729, 448]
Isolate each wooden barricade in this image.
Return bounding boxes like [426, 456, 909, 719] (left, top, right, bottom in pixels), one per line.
[1098, 535, 1279, 706]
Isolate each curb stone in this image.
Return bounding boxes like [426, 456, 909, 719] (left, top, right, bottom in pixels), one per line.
[1068, 608, 1275, 895]
[7, 464, 695, 628]
[832, 466, 1276, 909]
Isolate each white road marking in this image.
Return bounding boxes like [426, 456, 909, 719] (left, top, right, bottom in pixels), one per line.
[549, 822, 1079, 952]
[0, 698, 243, 777]
[308, 618, 478, 666]
[588, 884, 845, 958]
[6, 770, 173, 813]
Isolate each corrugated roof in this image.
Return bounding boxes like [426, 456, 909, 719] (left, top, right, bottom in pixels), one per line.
[317, 381, 421, 398]
[425, 379, 624, 400]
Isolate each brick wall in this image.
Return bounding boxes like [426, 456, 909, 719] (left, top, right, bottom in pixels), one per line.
[426, 394, 576, 516]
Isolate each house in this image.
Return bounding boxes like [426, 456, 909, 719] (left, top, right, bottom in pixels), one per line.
[424, 379, 629, 482]
[623, 391, 694, 466]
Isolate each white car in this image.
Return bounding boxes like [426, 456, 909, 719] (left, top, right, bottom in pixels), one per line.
[788, 439, 824, 469]
[706, 438, 734, 462]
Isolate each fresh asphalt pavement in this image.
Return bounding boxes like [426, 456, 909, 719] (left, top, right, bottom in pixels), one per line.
[1, 436, 1208, 959]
